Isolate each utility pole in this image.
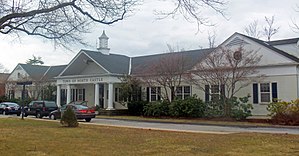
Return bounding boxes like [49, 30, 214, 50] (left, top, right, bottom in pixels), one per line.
[16, 81, 32, 120]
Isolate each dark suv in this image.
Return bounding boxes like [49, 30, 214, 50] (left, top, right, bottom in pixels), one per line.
[24, 101, 58, 118]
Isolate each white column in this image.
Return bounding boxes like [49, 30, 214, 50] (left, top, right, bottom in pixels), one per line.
[95, 83, 100, 106]
[103, 83, 107, 108]
[66, 84, 71, 104]
[56, 85, 61, 108]
[107, 83, 114, 110]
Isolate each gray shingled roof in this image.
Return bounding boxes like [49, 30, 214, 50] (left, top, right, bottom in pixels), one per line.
[19, 64, 50, 81]
[83, 50, 130, 74]
[131, 48, 215, 75]
[237, 33, 299, 63]
[41, 65, 67, 81]
[267, 37, 299, 46]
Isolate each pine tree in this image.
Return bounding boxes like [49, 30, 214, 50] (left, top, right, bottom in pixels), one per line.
[60, 106, 78, 127]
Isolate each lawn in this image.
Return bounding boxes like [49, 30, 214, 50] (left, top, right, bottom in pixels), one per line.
[0, 118, 298, 156]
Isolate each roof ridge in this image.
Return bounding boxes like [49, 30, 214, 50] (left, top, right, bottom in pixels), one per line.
[132, 48, 215, 59]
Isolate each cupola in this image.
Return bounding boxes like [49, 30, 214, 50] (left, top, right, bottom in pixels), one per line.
[97, 30, 110, 55]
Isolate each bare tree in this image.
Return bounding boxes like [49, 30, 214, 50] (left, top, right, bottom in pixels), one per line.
[291, 5, 299, 33]
[155, 0, 227, 29]
[166, 43, 185, 53]
[0, 0, 227, 48]
[137, 52, 188, 102]
[189, 45, 262, 116]
[207, 30, 217, 48]
[0, 0, 138, 47]
[0, 63, 9, 73]
[263, 16, 279, 41]
[244, 20, 261, 39]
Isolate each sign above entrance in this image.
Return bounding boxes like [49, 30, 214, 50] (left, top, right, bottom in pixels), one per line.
[60, 77, 104, 84]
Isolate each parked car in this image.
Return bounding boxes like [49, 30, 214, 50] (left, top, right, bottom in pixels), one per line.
[0, 102, 21, 116]
[49, 104, 96, 122]
[24, 101, 58, 118]
[68, 101, 88, 106]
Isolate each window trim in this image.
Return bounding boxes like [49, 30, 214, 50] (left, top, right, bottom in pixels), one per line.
[253, 82, 278, 104]
[210, 84, 220, 101]
[174, 86, 192, 100]
[149, 87, 161, 102]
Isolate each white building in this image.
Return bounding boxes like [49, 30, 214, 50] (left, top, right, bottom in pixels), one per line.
[7, 31, 299, 115]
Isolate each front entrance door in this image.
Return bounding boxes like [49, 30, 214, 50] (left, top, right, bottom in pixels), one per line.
[98, 84, 104, 108]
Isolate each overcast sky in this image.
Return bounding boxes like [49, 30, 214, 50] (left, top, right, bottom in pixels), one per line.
[1, 0, 299, 72]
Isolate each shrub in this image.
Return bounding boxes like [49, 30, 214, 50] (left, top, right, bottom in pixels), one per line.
[143, 101, 169, 117]
[267, 99, 299, 125]
[229, 96, 253, 120]
[204, 96, 252, 120]
[60, 106, 79, 127]
[204, 99, 224, 118]
[169, 96, 206, 118]
[127, 101, 148, 116]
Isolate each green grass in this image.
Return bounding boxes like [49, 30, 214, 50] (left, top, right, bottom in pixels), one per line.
[0, 118, 299, 156]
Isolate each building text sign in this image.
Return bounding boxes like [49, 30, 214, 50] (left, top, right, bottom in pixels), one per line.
[60, 77, 104, 84]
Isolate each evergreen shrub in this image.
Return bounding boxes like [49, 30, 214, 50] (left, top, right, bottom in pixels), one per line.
[60, 106, 79, 127]
[143, 101, 169, 117]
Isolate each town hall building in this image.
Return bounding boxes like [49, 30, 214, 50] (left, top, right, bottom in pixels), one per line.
[6, 31, 299, 116]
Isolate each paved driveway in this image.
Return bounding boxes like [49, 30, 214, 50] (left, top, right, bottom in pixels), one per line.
[90, 118, 299, 135]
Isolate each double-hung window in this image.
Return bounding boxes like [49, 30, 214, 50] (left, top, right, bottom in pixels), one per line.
[210, 85, 220, 101]
[260, 83, 270, 103]
[150, 87, 161, 102]
[253, 82, 278, 104]
[175, 86, 191, 100]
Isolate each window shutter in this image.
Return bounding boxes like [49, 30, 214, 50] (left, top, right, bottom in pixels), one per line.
[83, 89, 85, 101]
[205, 85, 210, 102]
[146, 87, 150, 102]
[171, 86, 175, 101]
[220, 84, 225, 98]
[158, 87, 161, 101]
[253, 83, 258, 104]
[138, 87, 142, 101]
[272, 83, 278, 102]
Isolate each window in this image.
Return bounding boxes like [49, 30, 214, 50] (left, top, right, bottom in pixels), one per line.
[175, 86, 191, 100]
[150, 87, 161, 102]
[252, 82, 278, 104]
[115, 88, 124, 102]
[205, 84, 225, 102]
[77, 89, 85, 101]
[260, 83, 271, 103]
[210, 85, 220, 101]
[8, 90, 15, 99]
[71, 88, 85, 101]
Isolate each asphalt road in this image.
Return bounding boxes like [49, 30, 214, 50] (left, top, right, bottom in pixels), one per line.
[90, 118, 299, 135]
[1, 114, 299, 135]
